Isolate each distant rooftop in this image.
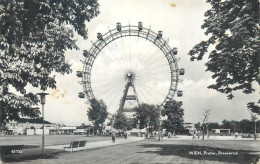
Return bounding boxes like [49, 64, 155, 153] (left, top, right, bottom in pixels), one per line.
[19, 118, 52, 124]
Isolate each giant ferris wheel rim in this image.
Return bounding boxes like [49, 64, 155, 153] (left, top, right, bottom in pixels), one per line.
[81, 23, 180, 106]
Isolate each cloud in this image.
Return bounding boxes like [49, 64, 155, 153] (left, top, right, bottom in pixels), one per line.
[182, 78, 217, 97]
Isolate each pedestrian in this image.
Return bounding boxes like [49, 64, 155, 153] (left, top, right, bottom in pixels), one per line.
[124, 132, 127, 139]
[112, 131, 116, 143]
[197, 133, 200, 139]
[192, 132, 196, 139]
[168, 132, 171, 138]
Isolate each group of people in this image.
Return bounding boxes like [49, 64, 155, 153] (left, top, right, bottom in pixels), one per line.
[192, 132, 200, 139]
[111, 131, 128, 143]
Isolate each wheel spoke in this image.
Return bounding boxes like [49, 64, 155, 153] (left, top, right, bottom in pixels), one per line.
[81, 24, 180, 113]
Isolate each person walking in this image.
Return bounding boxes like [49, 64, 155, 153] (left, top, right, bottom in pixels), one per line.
[112, 131, 116, 143]
[168, 132, 171, 138]
[124, 132, 127, 139]
[192, 132, 196, 139]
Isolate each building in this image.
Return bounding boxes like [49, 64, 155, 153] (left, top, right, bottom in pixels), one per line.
[5, 119, 57, 135]
[4, 119, 90, 135]
[105, 125, 113, 133]
[183, 122, 197, 134]
[212, 129, 231, 135]
[73, 129, 87, 135]
[59, 126, 77, 134]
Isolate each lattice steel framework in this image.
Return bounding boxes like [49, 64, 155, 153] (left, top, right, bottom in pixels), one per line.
[80, 23, 182, 106]
[119, 72, 140, 111]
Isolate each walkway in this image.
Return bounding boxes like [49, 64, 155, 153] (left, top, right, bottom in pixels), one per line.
[45, 136, 144, 150]
[165, 135, 260, 140]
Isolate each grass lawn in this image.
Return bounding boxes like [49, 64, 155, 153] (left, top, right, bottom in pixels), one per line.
[1, 138, 259, 164]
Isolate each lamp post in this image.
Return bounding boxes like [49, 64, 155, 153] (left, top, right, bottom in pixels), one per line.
[158, 123, 161, 141]
[158, 108, 162, 141]
[37, 92, 49, 156]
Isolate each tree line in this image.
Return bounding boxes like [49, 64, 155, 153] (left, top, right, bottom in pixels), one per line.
[87, 98, 185, 135]
[195, 119, 260, 134]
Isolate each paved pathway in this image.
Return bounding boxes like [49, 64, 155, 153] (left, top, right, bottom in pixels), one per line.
[45, 136, 144, 150]
[165, 135, 260, 140]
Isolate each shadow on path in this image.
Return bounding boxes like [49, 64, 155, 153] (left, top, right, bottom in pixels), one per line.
[138, 143, 259, 164]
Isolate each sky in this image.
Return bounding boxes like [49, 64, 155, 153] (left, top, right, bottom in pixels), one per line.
[29, 0, 259, 126]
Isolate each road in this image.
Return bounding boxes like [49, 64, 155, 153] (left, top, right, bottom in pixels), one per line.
[4, 138, 259, 164]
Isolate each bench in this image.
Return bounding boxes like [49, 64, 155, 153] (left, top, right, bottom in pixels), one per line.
[64, 140, 87, 152]
[0, 145, 24, 161]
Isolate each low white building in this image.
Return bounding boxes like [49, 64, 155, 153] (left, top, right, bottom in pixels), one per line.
[105, 125, 113, 133]
[35, 128, 50, 135]
[212, 129, 230, 135]
[73, 129, 87, 135]
[59, 126, 77, 134]
[6, 119, 57, 135]
[183, 122, 197, 134]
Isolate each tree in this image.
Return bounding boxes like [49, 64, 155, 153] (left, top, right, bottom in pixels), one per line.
[249, 111, 258, 140]
[208, 122, 220, 131]
[80, 123, 86, 128]
[87, 98, 108, 134]
[79, 123, 89, 129]
[220, 119, 240, 132]
[240, 119, 254, 133]
[220, 118, 260, 134]
[188, 0, 259, 108]
[0, 0, 99, 125]
[133, 103, 160, 132]
[194, 122, 201, 132]
[220, 120, 241, 132]
[161, 100, 184, 134]
[247, 101, 260, 115]
[230, 120, 241, 133]
[0, 124, 8, 134]
[200, 109, 211, 140]
[113, 111, 128, 131]
[220, 119, 231, 129]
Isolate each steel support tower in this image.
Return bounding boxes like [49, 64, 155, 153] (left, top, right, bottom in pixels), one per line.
[119, 72, 140, 111]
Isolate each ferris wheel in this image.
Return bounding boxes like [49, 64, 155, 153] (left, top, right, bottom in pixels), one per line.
[77, 22, 184, 113]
